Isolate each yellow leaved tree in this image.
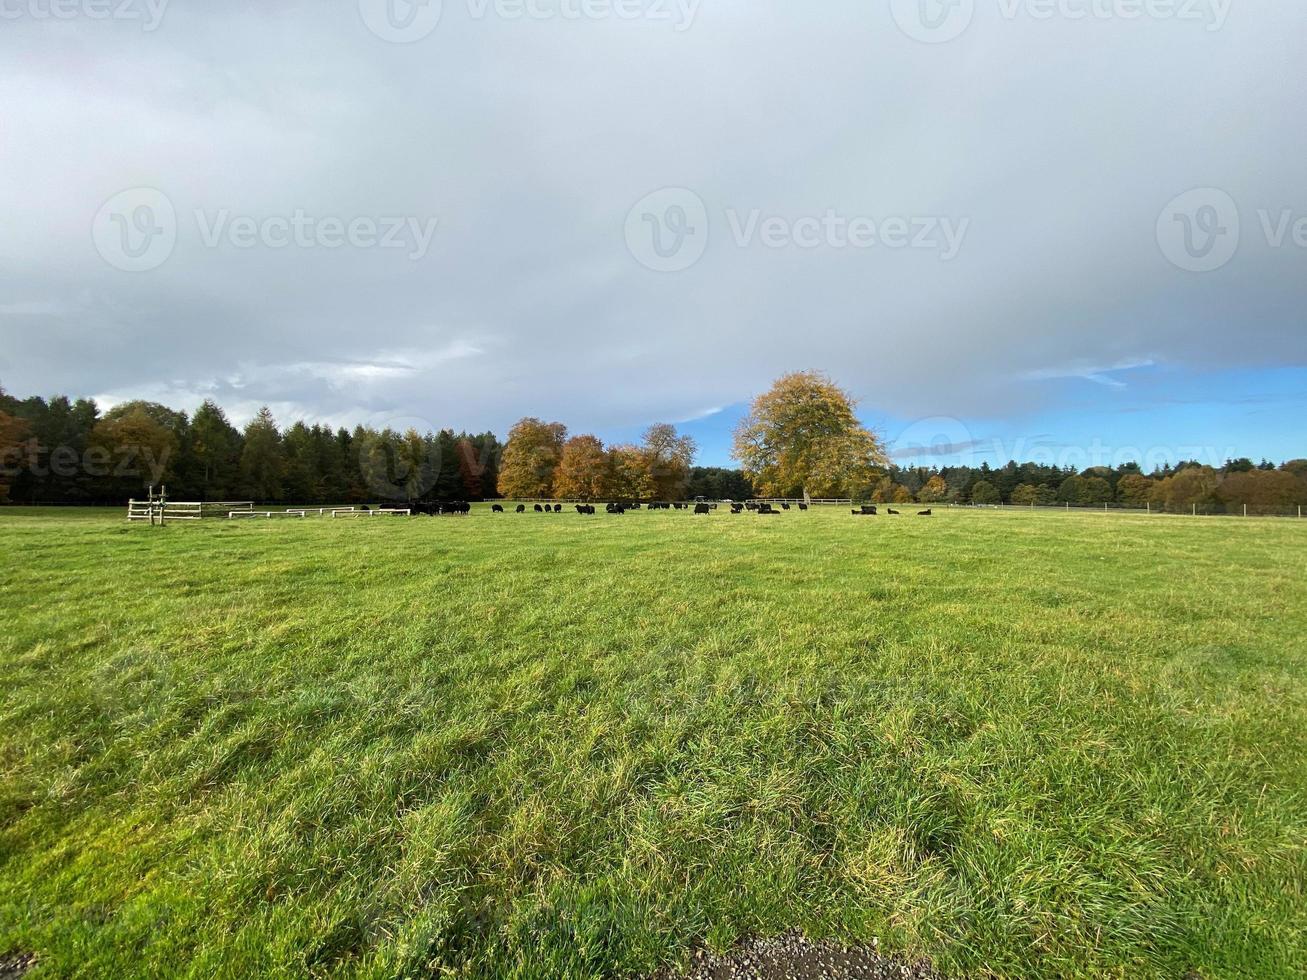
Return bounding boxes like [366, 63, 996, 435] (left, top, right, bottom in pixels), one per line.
[732, 371, 885, 500]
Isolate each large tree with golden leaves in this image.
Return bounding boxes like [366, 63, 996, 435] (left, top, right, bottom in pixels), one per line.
[497, 418, 568, 499]
[732, 371, 885, 499]
[605, 444, 655, 501]
[553, 434, 609, 500]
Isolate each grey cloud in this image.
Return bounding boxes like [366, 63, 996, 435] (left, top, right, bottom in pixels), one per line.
[1, 1, 1304, 433]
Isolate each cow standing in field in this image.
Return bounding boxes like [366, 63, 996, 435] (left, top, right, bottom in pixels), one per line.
[534, 504, 544, 513]
[694, 503, 711, 515]
[516, 504, 526, 513]
[492, 504, 504, 513]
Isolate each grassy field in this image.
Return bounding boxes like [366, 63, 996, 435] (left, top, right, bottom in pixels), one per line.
[1, 505, 1305, 978]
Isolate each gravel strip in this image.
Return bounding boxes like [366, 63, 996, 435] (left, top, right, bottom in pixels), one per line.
[659, 931, 943, 980]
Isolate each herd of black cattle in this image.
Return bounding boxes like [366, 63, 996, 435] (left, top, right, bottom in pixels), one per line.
[389, 501, 934, 517]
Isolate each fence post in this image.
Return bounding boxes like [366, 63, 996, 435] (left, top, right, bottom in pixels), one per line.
[1244, 504, 1247, 518]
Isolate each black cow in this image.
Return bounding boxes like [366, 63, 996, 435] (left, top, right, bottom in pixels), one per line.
[798, 503, 809, 511]
[534, 504, 544, 513]
[576, 504, 597, 515]
[853, 505, 877, 516]
[886, 508, 900, 515]
[918, 509, 933, 516]
[757, 503, 779, 515]
[516, 504, 526, 513]
[694, 503, 710, 515]
[731, 504, 744, 514]
[492, 504, 504, 513]
[606, 503, 626, 514]
[554, 504, 563, 513]
[745, 502, 758, 511]
[781, 502, 791, 510]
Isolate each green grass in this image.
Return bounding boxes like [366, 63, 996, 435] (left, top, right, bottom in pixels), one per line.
[1, 505, 1305, 978]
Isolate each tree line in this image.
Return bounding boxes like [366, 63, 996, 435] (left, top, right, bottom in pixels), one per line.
[0, 386, 742, 505]
[3, 378, 1303, 513]
[883, 458, 1307, 515]
[0, 389, 503, 505]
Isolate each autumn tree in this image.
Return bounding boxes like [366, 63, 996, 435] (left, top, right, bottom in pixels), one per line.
[641, 423, 696, 500]
[1009, 483, 1039, 506]
[90, 406, 178, 495]
[918, 474, 949, 503]
[606, 444, 655, 501]
[871, 477, 911, 503]
[1217, 470, 1306, 515]
[971, 480, 1000, 504]
[733, 372, 885, 500]
[1116, 473, 1155, 508]
[497, 418, 567, 499]
[553, 435, 609, 500]
[1151, 466, 1219, 514]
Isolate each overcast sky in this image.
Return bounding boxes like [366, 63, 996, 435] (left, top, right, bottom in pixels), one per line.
[1, 0, 1303, 467]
